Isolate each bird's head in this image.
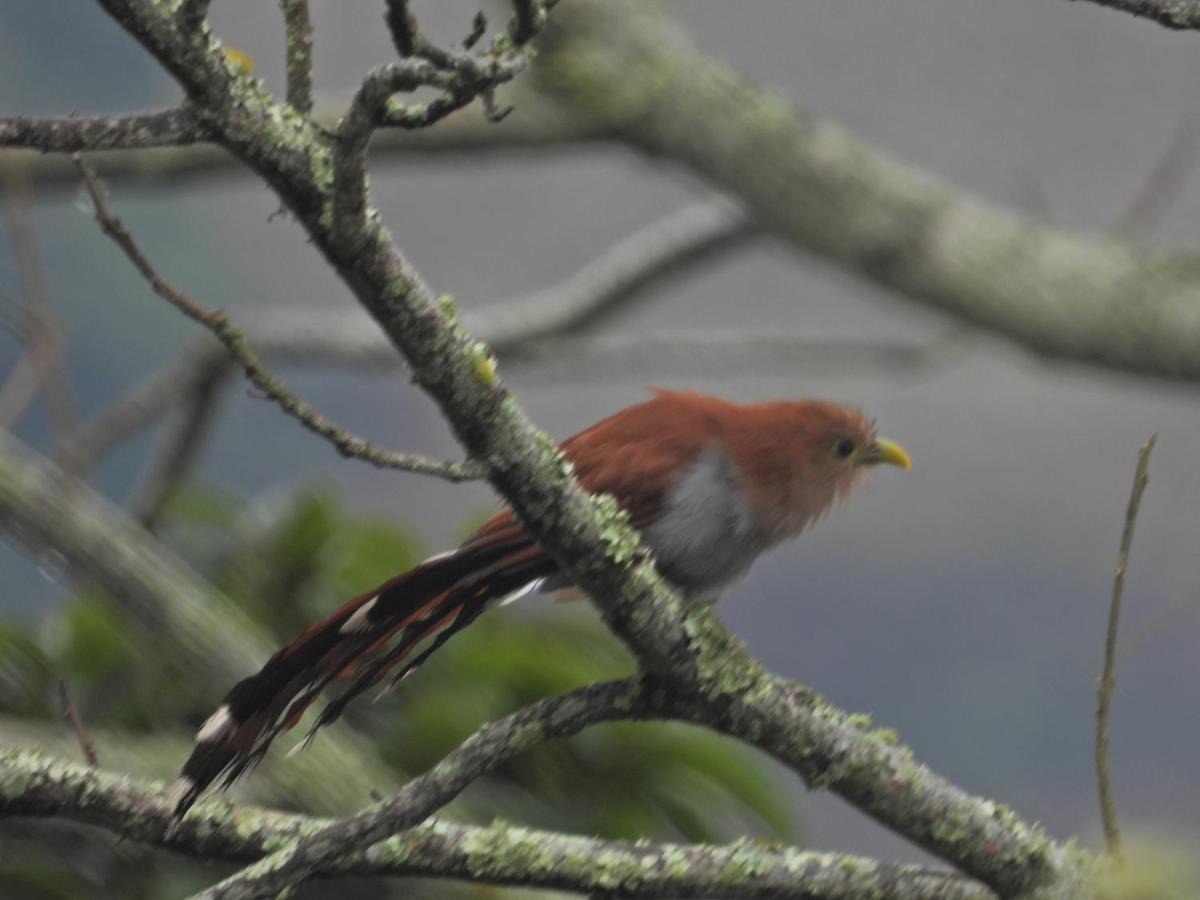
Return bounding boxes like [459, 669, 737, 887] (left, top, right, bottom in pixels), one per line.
[730, 398, 911, 537]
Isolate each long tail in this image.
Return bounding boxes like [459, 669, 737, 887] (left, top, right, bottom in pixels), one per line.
[169, 521, 556, 817]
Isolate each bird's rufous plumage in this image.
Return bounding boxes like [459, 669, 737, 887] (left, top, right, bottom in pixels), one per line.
[170, 389, 909, 815]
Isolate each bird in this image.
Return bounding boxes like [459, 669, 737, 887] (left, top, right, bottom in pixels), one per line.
[168, 388, 910, 816]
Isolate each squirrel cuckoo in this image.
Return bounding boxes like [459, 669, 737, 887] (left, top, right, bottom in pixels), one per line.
[170, 389, 910, 815]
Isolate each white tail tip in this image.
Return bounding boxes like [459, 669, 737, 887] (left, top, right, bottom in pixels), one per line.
[194, 704, 234, 744]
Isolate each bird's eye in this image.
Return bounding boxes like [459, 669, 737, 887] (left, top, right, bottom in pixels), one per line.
[832, 438, 856, 459]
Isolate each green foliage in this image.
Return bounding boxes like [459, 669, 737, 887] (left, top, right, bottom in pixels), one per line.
[0, 483, 802, 897]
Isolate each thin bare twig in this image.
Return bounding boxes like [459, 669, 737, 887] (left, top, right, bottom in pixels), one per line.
[128, 360, 226, 530]
[56, 355, 202, 475]
[1110, 118, 1200, 238]
[1095, 434, 1155, 860]
[0, 163, 77, 438]
[56, 678, 99, 767]
[71, 154, 483, 483]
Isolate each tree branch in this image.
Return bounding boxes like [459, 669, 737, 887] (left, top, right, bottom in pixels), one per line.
[1072, 0, 1200, 29]
[127, 356, 227, 530]
[0, 163, 77, 440]
[279, 0, 314, 115]
[0, 746, 994, 900]
[1095, 435, 1155, 859]
[0, 94, 602, 190]
[0, 108, 206, 153]
[191, 678, 652, 899]
[536, 1, 1200, 383]
[476, 199, 755, 350]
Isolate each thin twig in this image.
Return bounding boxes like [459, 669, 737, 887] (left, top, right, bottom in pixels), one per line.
[56, 355, 201, 476]
[1095, 434, 1155, 860]
[72, 154, 483, 482]
[280, 0, 315, 115]
[1109, 118, 1200, 238]
[0, 163, 77, 439]
[56, 678, 99, 767]
[128, 359, 226, 530]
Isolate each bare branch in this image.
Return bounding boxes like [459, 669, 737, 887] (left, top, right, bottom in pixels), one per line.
[128, 359, 226, 530]
[1109, 118, 1200, 238]
[56, 678, 99, 767]
[0, 163, 77, 439]
[503, 330, 967, 382]
[57, 355, 201, 475]
[280, 0, 315, 115]
[1072, 0, 1200, 30]
[72, 155, 484, 482]
[1095, 435, 1155, 860]
[0, 747, 994, 900]
[479, 199, 755, 350]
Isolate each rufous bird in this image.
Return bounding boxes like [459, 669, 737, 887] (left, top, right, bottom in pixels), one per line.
[169, 388, 910, 815]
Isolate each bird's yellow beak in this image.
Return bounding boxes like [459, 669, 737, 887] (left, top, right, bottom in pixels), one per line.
[862, 437, 911, 470]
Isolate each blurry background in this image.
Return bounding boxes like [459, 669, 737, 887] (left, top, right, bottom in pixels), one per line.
[2, 0, 1200, 895]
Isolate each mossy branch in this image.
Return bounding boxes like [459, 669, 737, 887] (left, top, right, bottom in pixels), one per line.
[0, 746, 994, 900]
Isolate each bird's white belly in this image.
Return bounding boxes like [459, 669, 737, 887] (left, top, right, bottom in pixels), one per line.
[640, 449, 770, 598]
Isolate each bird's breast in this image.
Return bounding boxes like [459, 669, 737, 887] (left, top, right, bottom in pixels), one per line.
[639, 448, 772, 599]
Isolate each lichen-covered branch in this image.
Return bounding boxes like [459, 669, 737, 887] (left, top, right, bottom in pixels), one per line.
[535, 1, 1200, 383]
[1075, 0, 1200, 30]
[0, 93, 602, 190]
[82, 0, 1088, 895]
[0, 747, 994, 900]
[0, 107, 206, 153]
[193, 679, 652, 899]
[279, 0, 314, 115]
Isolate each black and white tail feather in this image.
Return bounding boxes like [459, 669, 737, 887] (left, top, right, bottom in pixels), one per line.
[168, 523, 557, 817]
